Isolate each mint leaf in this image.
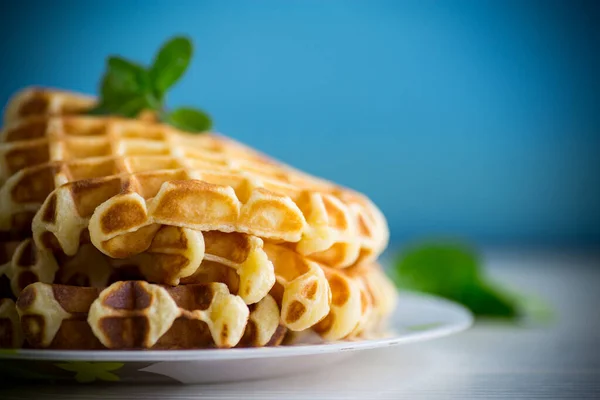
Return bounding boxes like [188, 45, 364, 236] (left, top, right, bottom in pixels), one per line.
[86, 35, 211, 133]
[393, 241, 534, 320]
[85, 102, 110, 115]
[112, 96, 150, 118]
[89, 56, 152, 117]
[462, 280, 518, 318]
[393, 242, 480, 297]
[166, 107, 212, 133]
[101, 57, 149, 103]
[107, 57, 147, 91]
[500, 287, 555, 323]
[150, 36, 193, 97]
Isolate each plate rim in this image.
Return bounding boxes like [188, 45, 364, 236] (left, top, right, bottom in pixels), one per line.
[0, 291, 473, 362]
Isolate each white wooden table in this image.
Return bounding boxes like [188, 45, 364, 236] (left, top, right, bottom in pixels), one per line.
[1, 248, 599, 399]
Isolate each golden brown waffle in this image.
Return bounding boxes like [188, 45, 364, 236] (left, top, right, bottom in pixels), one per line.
[8, 259, 387, 345]
[1, 229, 277, 305]
[0, 241, 19, 299]
[2, 231, 332, 332]
[182, 242, 382, 341]
[0, 241, 20, 350]
[0, 113, 388, 267]
[345, 263, 398, 337]
[1, 238, 141, 299]
[312, 265, 371, 340]
[240, 296, 287, 347]
[307, 263, 396, 340]
[0, 116, 213, 213]
[186, 240, 332, 332]
[0, 93, 281, 328]
[4, 113, 378, 330]
[0, 87, 396, 348]
[0, 298, 23, 348]
[0, 240, 21, 349]
[2, 89, 389, 270]
[16, 281, 286, 349]
[1, 233, 381, 340]
[4, 239, 58, 298]
[284, 264, 397, 343]
[3, 87, 95, 126]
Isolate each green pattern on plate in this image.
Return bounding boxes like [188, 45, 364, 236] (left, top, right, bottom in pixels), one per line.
[54, 362, 124, 383]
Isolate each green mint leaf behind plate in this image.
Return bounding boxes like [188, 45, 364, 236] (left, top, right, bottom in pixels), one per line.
[393, 242, 520, 319]
[166, 107, 212, 133]
[462, 280, 518, 318]
[150, 36, 193, 98]
[394, 243, 480, 296]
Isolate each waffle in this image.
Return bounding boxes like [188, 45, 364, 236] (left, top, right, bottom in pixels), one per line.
[185, 240, 332, 332]
[3, 87, 95, 126]
[0, 234, 385, 339]
[2, 233, 332, 332]
[285, 264, 397, 343]
[0, 113, 388, 268]
[2, 112, 380, 330]
[4, 239, 58, 298]
[16, 280, 286, 349]
[238, 294, 287, 348]
[314, 263, 397, 340]
[7, 255, 388, 346]
[0, 241, 22, 348]
[185, 243, 383, 340]
[346, 263, 398, 336]
[1, 238, 142, 299]
[0, 229, 276, 303]
[312, 265, 370, 340]
[0, 241, 19, 299]
[0, 87, 396, 348]
[0, 298, 23, 348]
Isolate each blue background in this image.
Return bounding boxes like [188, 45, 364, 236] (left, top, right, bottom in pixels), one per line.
[1, 0, 599, 248]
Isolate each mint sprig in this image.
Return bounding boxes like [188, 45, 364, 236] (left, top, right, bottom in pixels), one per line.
[393, 241, 552, 322]
[149, 37, 192, 98]
[166, 107, 212, 133]
[88, 36, 212, 133]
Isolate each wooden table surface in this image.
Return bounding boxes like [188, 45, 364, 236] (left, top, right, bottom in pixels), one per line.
[1, 248, 599, 399]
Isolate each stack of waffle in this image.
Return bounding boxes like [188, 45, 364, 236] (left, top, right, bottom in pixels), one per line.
[0, 87, 397, 350]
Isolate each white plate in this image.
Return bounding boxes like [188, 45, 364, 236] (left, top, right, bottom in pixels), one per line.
[0, 292, 472, 384]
